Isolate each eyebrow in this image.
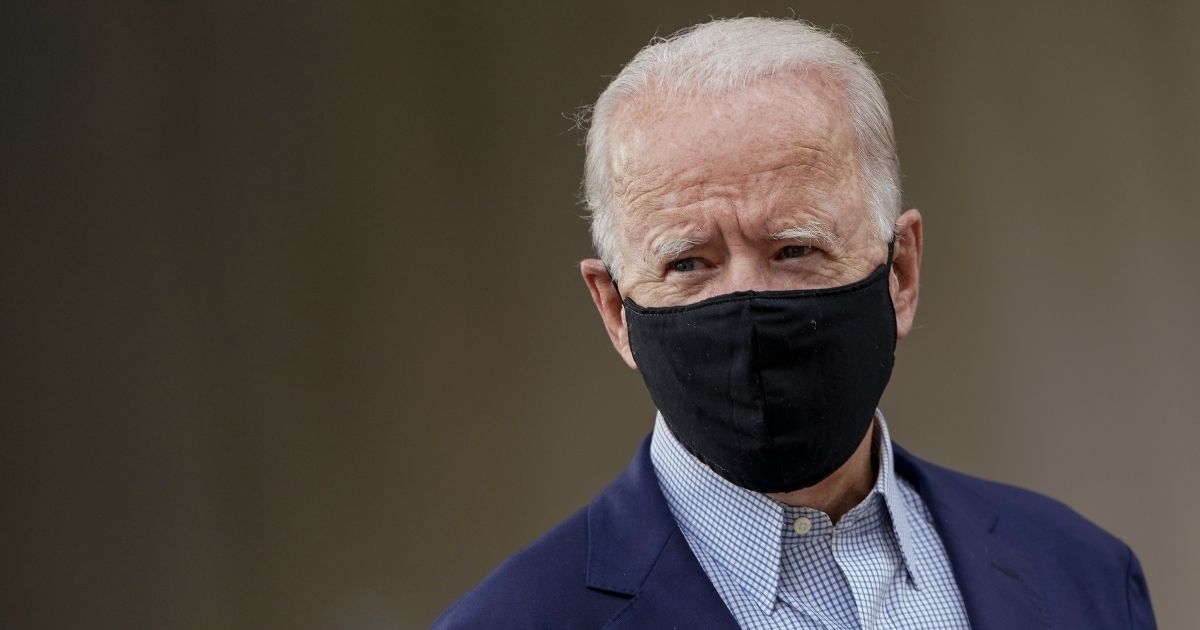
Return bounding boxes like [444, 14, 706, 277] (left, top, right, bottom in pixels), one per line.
[646, 236, 706, 265]
[769, 223, 843, 251]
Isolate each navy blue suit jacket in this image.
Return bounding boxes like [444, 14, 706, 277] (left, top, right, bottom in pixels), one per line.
[434, 438, 1155, 629]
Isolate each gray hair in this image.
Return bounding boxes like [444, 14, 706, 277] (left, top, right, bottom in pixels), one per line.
[581, 17, 902, 279]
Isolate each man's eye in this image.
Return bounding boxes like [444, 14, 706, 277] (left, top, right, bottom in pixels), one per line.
[671, 258, 698, 272]
[778, 245, 813, 259]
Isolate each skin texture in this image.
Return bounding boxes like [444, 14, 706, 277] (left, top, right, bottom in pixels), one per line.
[580, 69, 923, 520]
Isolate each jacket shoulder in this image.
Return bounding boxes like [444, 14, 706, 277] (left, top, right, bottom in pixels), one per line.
[907, 453, 1155, 626]
[896, 446, 1157, 628]
[920, 456, 1127, 551]
[430, 506, 624, 630]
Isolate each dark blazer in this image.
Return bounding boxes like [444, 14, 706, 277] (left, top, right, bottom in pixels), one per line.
[433, 438, 1155, 629]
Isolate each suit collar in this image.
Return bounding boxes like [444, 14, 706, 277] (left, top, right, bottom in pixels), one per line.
[894, 445, 1049, 630]
[586, 437, 738, 628]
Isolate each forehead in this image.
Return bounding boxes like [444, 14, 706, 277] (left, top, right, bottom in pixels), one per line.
[607, 69, 860, 224]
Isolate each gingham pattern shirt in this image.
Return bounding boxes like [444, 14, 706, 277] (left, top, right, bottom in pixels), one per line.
[650, 410, 972, 629]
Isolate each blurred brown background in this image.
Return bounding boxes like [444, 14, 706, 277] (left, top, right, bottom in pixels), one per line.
[2, 2, 1197, 628]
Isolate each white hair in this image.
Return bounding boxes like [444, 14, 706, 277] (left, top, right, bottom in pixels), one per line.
[581, 17, 902, 279]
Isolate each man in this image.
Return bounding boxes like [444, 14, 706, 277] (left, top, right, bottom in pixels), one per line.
[434, 17, 1155, 629]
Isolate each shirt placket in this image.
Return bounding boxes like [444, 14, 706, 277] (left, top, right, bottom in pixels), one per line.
[779, 508, 861, 630]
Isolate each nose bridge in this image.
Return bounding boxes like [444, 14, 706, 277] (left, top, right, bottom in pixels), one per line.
[725, 253, 772, 292]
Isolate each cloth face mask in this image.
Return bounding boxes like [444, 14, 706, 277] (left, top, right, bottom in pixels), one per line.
[622, 244, 897, 493]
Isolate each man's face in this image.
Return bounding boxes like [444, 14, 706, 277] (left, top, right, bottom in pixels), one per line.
[581, 69, 922, 369]
[611, 69, 887, 306]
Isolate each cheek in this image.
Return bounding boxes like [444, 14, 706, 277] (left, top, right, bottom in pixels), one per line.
[806, 255, 873, 288]
[629, 282, 696, 309]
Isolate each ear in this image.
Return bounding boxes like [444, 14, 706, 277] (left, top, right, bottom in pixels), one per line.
[580, 259, 638, 370]
[889, 208, 923, 340]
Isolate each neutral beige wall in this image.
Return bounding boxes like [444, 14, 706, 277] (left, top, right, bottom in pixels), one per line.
[2, 2, 1196, 628]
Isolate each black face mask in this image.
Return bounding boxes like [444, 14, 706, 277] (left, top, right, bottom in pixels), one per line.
[621, 243, 896, 493]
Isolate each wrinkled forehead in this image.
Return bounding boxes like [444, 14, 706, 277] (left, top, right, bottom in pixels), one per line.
[606, 69, 860, 219]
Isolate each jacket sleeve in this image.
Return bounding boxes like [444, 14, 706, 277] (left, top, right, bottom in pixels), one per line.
[1125, 545, 1156, 630]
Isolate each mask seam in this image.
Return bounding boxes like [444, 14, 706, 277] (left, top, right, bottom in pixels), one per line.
[748, 300, 784, 490]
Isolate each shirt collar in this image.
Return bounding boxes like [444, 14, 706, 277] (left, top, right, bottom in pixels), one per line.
[649, 409, 926, 614]
[864, 410, 925, 589]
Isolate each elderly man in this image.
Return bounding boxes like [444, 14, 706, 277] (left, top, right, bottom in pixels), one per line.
[434, 17, 1155, 629]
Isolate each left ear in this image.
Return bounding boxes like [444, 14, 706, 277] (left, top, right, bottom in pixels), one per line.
[889, 208, 923, 340]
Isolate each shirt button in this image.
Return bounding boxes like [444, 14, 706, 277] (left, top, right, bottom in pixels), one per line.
[792, 516, 813, 535]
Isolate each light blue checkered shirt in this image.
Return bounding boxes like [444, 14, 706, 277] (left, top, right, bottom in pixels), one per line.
[650, 410, 972, 629]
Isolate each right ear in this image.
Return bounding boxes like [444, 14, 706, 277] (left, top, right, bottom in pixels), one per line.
[580, 259, 638, 370]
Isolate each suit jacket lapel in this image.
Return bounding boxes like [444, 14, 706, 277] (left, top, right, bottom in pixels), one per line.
[895, 446, 1049, 630]
[602, 529, 738, 629]
[586, 438, 738, 629]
